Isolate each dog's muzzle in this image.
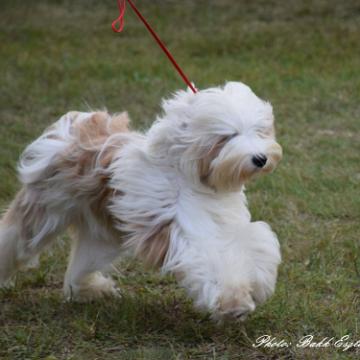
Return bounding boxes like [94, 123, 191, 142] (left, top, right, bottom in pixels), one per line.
[262, 143, 283, 173]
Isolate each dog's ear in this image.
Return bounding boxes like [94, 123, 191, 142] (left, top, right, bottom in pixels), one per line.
[134, 222, 171, 268]
[198, 135, 234, 186]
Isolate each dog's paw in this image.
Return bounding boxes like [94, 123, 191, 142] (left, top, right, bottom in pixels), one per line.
[65, 272, 121, 302]
[213, 285, 256, 322]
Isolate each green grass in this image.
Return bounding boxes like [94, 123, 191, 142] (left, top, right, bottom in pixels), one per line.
[1, 0, 359, 358]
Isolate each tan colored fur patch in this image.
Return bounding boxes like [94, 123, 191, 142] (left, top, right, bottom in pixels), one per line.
[74, 111, 130, 149]
[217, 285, 255, 317]
[135, 222, 171, 268]
[31, 111, 130, 232]
[109, 112, 130, 133]
[2, 187, 49, 248]
[198, 135, 233, 185]
[61, 113, 130, 225]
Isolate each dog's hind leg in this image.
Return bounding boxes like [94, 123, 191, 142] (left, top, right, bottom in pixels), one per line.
[0, 188, 67, 285]
[63, 222, 121, 301]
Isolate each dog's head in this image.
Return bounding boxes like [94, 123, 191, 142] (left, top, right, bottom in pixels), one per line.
[148, 82, 282, 191]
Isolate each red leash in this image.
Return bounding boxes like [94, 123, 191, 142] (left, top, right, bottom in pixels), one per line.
[112, 0, 197, 94]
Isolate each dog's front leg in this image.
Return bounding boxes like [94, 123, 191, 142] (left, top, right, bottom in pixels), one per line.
[167, 222, 280, 321]
[214, 221, 281, 320]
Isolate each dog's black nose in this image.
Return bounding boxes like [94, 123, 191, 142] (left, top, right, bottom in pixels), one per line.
[252, 154, 267, 168]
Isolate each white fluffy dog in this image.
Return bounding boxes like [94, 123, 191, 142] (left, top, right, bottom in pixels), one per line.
[0, 82, 282, 321]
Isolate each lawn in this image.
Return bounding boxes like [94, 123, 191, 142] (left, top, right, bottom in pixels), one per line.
[0, 0, 359, 359]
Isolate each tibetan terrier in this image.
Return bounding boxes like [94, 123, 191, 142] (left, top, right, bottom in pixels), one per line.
[0, 82, 282, 321]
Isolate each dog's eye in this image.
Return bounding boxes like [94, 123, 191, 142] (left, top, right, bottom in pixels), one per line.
[215, 133, 238, 148]
[257, 127, 274, 139]
[208, 133, 238, 155]
[226, 133, 238, 141]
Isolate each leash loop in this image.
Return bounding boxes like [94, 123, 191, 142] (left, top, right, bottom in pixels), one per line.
[111, 0, 126, 32]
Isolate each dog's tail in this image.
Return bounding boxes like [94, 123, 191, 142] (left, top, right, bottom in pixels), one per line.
[0, 111, 130, 285]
